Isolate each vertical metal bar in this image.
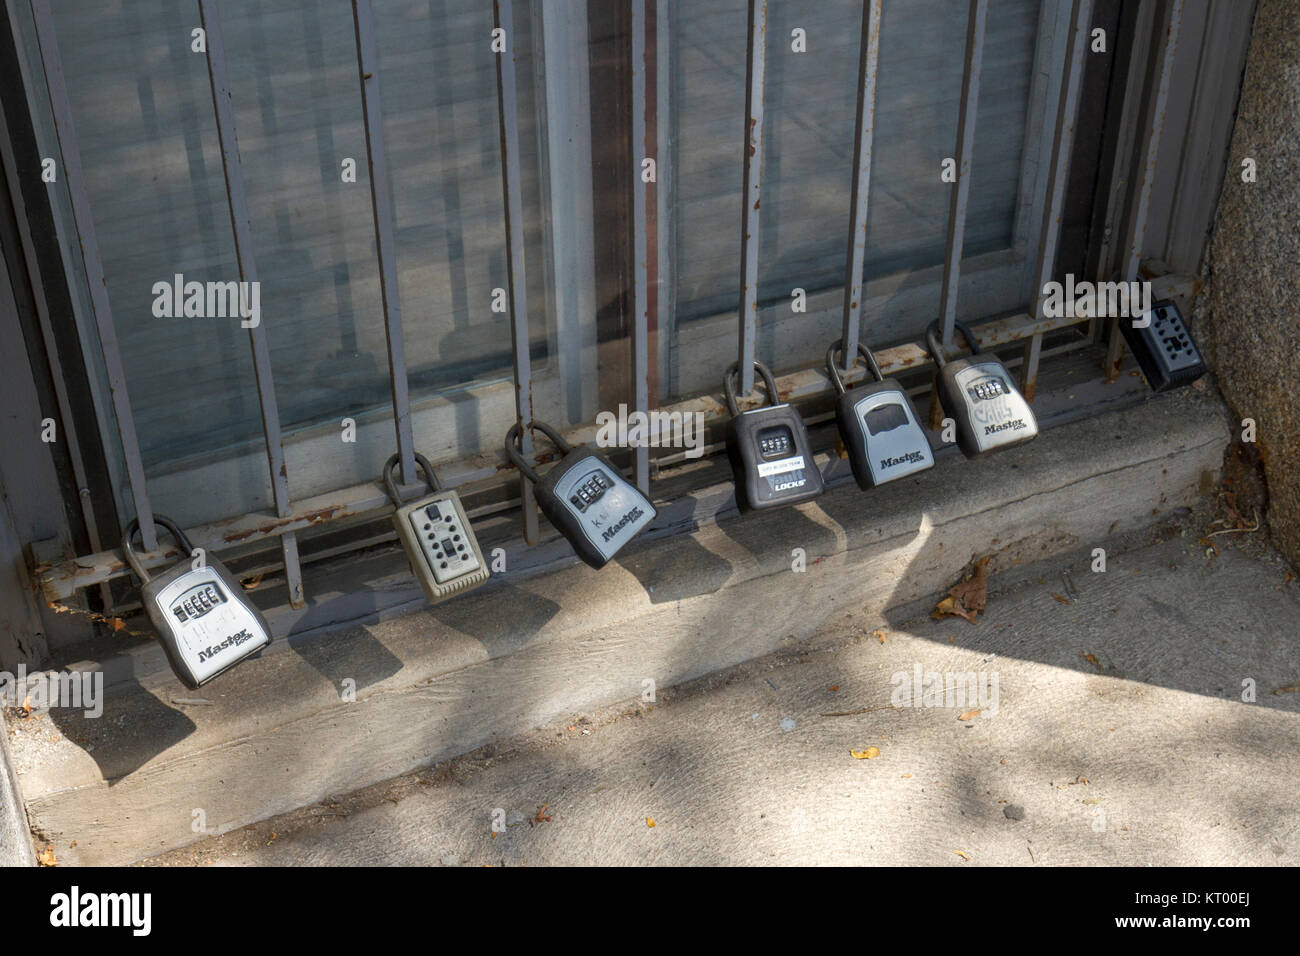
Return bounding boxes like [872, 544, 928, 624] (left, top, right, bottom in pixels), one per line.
[199, 0, 303, 607]
[351, 0, 416, 485]
[494, 0, 538, 543]
[1020, 333, 1044, 402]
[937, 0, 988, 348]
[839, 0, 882, 373]
[1106, 0, 1182, 378]
[29, 0, 159, 550]
[736, 0, 767, 396]
[630, 0, 651, 493]
[0, 71, 115, 609]
[537, 0, 598, 428]
[1022, 0, 1094, 400]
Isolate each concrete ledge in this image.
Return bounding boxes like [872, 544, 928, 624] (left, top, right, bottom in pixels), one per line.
[14, 387, 1229, 865]
[0, 708, 34, 866]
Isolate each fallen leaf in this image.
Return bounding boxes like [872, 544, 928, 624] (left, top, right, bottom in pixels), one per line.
[1051, 592, 1073, 606]
[265, 832, 277, 846]
[955, 850, 971, 861]
[536, 804, 552, 823]
[932, 557, 990, 623]
[108, 617, 127, 632]
[37, 845, 57, 867]
[873, 628, 886, 645]
[21, 695, 31, 716]
[850, 747, 880, 759]
[957, 709, 981, 721]
[900, 773, 912, 778]
[1271, 684, 1300, 696]
[1081, 652, 1101, 671]
[241, 573, 264, 591]
[646, 817, 655, 828]
[828, 685, 840, 692]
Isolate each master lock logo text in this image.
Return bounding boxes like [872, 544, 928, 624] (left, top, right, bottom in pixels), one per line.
[984, 419, 1028, 436]
[880, 450, 927, 470]
[196, 628, 258, 664]
[601, 507, 645, 542]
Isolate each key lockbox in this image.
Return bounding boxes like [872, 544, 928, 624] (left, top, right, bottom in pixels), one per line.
[382, 452, 489, 605]
[723, 360, 824, 513]
[826, 339, 934, 489]
[1120, 298, 1206, 392]
[926, 321, 1038, 459]
[123, 515, 272, 689]
[506, 420, 656, 569]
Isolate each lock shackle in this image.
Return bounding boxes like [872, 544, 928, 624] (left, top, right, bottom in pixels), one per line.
[825, 339, 884, 395]
[121, 514, 194, 585]
[926, 320, 982, 370]
[723, 360, 781, 417]
[381, 452, 442, 508]
[505, 420, 573, 485]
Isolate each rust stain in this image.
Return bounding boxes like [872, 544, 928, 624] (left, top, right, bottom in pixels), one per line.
[223, 506, 342, 543]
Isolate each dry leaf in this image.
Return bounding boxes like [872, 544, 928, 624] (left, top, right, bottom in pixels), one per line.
[932, 557, 990, 623]
[957, 709, 981, 721]
[955, 850, 971, 861]
[265, 832, 277, 846]
[21, 695, 31, 716]
[37, 845, 57, 867]
[646, 817, 655, 828]
[241, 573, 264, 591]
[850, 747, 880, 759]
[828, 685, 839, 692]
[1271, 684, 1300, 696]
[873, 628, 886, 645]
[1051, 592, 1073, 606]
[1081, 652, 1101, 670]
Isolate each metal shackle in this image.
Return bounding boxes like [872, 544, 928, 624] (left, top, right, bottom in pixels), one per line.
[926, 320, 983, 370]
[825, 339, 885, 396]
[723, 360, 781, 417]
[121, 514, 194, 585]
[382, 452, 442, 508]
[504, 419, 573, 485]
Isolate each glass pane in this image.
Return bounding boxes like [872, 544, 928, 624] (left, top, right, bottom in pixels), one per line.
[668, 0, 1043, 388]
[29, 0, 547, 476]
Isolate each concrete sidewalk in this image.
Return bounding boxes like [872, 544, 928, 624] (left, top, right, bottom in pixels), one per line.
[142, 528, 1300, 867]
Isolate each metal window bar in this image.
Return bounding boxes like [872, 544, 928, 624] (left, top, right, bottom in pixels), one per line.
[30, 1, 1200, 608]
[39, 265, 1201, 604]
[198, 0, 304, 608]
[937, 0, 988, 349]
[1021, 0, 1095, 401]
[735, 0, 767, 396]
[1104, 0, 1182, 379]
[493, 0, 539, 543]
[630, 0, 652, 493]
[0, 57, 114, 610]
[351, 0, 416, 486]
[838, 0, 882, 373]
[28, 0, 159, 550]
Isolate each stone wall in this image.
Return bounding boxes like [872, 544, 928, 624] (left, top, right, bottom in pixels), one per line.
[1203, 0, 1300, 570]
